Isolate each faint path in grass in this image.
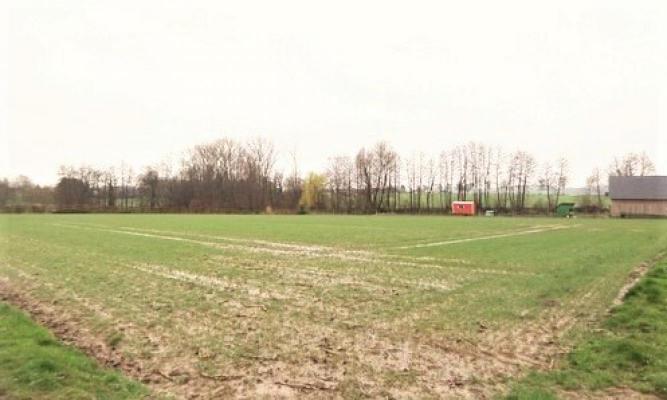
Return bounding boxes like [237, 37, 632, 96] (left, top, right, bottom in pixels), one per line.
[54, 222, 535, 277]
[132, 264, 288, 299]
[397, 224, 580, 249]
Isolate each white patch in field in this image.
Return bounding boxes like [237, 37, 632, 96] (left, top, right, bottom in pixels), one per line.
[397, 224, 579, 249]
[54, 223, 532, 276]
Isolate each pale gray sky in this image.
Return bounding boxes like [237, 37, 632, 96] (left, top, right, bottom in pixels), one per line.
[3, 0, 666, 186]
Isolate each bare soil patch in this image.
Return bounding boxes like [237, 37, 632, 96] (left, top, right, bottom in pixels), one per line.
[0, 272, 580, 399]
[612, 262, 651, 307]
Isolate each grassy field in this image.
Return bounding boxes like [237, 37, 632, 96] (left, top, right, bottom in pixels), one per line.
[0, 302, 147, 400]
[0, 214, 665, 398]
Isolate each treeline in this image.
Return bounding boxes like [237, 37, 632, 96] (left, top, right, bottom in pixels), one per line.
[50, 138, 297, 213]
[0, 138, 656, 214]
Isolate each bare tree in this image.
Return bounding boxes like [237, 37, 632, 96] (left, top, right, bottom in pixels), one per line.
[638, 152, 656, 176]
[492, 147, 504, 210]
[139, 168, 160, 209]
[425, 155, 436, 212]
[610, 152, 656, 177]
[539, 161, 555, 211]
[327, 156, 350, 213]
[554, 157, 569, 208]
[286, 147, 302, 209]
[505, 151, 536, 212]
[246, 137, 277, 210]
[405, 153, 416, 211]
[586, 167, 604, 209]
[355, 142, 398, 213]
[119, 162, 135, 210]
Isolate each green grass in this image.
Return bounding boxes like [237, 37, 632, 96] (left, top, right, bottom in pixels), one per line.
[0, 302, 147, 400]
[0, 214, 665, 398]
[505, 258, 667, 399]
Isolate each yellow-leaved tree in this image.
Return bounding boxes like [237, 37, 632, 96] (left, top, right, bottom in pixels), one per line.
[299, 173, 327, 211]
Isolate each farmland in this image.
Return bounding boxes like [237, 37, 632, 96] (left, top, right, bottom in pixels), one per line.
[1, 214, 666, 399]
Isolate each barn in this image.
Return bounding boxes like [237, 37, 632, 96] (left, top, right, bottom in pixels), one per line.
[609, 176, 667, 217]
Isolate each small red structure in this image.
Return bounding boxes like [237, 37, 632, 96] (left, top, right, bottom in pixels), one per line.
[452, 201, 475, 216]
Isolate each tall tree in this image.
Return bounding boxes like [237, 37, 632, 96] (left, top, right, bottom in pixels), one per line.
[586, 168, 604, 209]
[539, 161, 555, 211]
[610, 152, 656, 177]
[139, 168, 160, 209]
[300, 173, 327, 211]
[554, 157, 569, 209]
[355, 142, 398, 213]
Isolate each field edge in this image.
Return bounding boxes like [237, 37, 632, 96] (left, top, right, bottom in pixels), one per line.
[503, 252, 667, 400]
[0, 298, 150, 400]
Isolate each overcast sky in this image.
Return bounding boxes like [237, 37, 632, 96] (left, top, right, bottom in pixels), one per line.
[2, 0, 666, 186]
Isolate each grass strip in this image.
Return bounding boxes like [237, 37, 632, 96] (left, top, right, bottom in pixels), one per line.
[505, 257, 667, 399]
[0, 302, 148, 400]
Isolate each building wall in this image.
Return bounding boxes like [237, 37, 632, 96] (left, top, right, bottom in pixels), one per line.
[611, 199, 667, 217]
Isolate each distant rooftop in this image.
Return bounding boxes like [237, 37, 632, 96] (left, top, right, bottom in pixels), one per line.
[609, 176, 667, 200]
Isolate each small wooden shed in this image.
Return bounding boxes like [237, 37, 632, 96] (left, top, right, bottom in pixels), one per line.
[452, 201, 475, 216]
